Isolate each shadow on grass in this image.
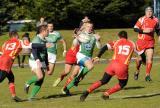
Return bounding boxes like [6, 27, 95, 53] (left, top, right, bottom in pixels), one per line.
[122, 92, 160, 99]
[123, 86, 145, 90]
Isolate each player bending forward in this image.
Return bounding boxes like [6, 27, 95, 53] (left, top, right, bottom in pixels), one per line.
[80, 31, 137, 101]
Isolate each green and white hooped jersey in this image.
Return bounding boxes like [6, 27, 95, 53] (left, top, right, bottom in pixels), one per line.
[30, 34, 47, 62]
[79, 32, 96, 57]
[46, 31, 62, 54]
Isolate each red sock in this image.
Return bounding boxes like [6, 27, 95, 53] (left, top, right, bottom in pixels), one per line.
[9, 83, 16, 97]
[87, 81, 102, 93]
[104, 84, 121, 96]
[146, 63, 152, 76]
[63, 77, 73, 88]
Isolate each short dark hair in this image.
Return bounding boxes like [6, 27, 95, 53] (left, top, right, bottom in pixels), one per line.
[9, 31, 18, 38]
[118, 31, 128, 39]
[38, 25, 48, 33]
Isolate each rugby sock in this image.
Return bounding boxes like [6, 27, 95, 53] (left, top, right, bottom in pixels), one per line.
[146, 62, 152, 76]
[64, 77, 73, 89]
[27, 76, 38, 85]
[66, 77, 76, 90]
[81, 67, 89, 76]
[9, 83, 16, 97]
[87, 81, 102, 93]
[30, 79, 43, 98]
[104, 84, 121, 96]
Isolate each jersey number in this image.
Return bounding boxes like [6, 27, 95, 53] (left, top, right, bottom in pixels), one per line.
[5, 43, 16, 50]
[118, 45, 130, 55]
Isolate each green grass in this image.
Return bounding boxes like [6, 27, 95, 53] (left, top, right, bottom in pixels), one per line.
[1, 61, 160, 108]
[1, 29, 160, 108]
[1, 29, 160, 61]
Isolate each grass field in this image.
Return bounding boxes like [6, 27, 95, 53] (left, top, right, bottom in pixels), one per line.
[1, 29, 160, 61]
[1, 61, 160, 108]
[1, 29, 160, 108]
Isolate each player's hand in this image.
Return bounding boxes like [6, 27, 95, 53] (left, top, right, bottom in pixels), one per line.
[94, 33, 101, 41]
[46, 43, 54, 48]
[36, 59, 42, 68]
[92, 57, 100, 63]
[143, 28, 153, 33]
[63, 50, 67, 57]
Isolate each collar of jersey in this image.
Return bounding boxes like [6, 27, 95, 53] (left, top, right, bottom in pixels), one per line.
[37, 34, 46, 41]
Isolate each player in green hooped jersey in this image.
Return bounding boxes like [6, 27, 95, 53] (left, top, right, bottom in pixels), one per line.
[63, 22, 101, 95]
[24, 25, 51, 101]
[46, 22, 67, 78]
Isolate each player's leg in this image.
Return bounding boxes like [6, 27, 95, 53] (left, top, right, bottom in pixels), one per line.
[62, 65, 80, 91]
[53, 63, 72, 87]
[29, 68, 45, 100]
[0, 70, 7, 83]
[17, 55, 21, 67]
[21, 55, 26, 68]
[65, 59, 93, 93]
[145, 48, 154, 81]
[47, 63, 56, 75]
[102, 79, 128, 100]
[80, 72, 112, 101]
[6, 71, 22, 102]
[47, 52, 56, 75]
[25, 60, 44, 95]
[134, 52, 146, 80]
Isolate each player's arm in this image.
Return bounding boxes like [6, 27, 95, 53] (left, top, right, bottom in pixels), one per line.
[59, 38, 67, 57]
[31, 43, 53, 49]
[94, 34, 101, 49]
[44, 50, 49, 67]
[95, 41, 114, 59]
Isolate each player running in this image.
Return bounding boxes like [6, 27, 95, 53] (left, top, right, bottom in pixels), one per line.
[53, 37, 80, 87]
[80, 31, 136, 101]
[46, 22, 67, 76]
[62, 22, 101, 95]
[134, 6, 160, 81]
[24, 25, 52, 101]
[0, 31, 23, 102]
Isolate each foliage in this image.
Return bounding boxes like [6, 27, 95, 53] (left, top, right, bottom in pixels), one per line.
[0, 0, 152, 29]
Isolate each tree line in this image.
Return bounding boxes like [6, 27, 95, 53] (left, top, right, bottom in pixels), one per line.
[0, 0, 151, 30]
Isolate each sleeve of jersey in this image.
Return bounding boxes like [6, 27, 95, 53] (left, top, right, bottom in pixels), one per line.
[32, 48, 38, 60]
[107, 41, 115, 50]
[134, 18, 142, 29]
[44, 50, 49, 66]
[155, 20, 160, 36]
[13, 41, 22, 56]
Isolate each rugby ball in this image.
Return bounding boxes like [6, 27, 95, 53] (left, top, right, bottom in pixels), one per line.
[78, 33, 90, 43]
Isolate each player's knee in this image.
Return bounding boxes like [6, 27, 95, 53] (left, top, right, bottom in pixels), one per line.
[100, 73, 112, 85]
[119, 80, 127, 88]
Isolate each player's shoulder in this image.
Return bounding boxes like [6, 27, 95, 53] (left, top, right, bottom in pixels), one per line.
[138, 16, 146, 22]
[153, 16, 159, 22]
[53, 31, 61, 36]
[32, 35, 41, 43]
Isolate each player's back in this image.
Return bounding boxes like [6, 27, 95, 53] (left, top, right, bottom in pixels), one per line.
[1, 37, 22, 59]
[112, 38, 135, 65]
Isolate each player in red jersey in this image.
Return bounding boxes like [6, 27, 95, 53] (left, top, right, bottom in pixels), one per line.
[0, 31, 22, 102]
[53, 38, 80, 87]
[80, 31, 136, 101]
[134, 6, 160, 81]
